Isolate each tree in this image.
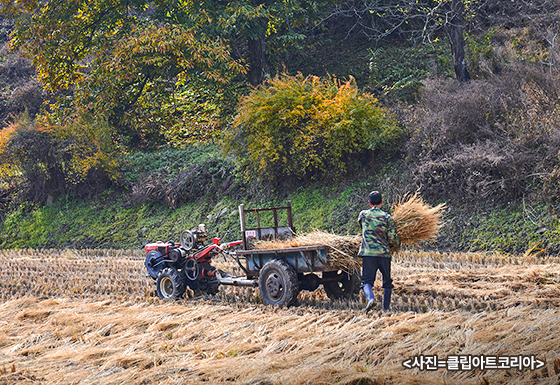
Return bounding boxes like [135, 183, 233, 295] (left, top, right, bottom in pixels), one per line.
[0, 0, 245, 146]
[327, 0, 478, 82]
[172, 0, 334, 86]
[0, 0, 337, 147]
[449, 0, 471, 81]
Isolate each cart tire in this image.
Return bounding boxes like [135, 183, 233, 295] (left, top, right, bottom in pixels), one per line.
[323, 269, 361, 299]
[258, 259, 299, 307]
[156, 267, 187, 300]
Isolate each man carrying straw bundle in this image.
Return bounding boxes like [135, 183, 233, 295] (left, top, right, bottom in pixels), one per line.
[358, 191, 400, 312]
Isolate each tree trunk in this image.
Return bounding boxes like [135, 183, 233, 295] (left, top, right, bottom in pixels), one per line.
[247, 31, 270, 86]
[449, 0, 471, 82]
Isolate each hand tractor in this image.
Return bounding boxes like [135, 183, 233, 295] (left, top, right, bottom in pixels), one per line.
[143, 202, 361, 306]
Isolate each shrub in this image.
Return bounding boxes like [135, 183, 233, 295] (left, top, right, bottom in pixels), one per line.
[223, 73, 402, 183]
[0, 112, 120, 203]
[406, 64, 560, 203]
[128, 157, 239, 208]
[0, 117, 67, 202]
[415, 141, 533, 202]
[44, 111, 120, 188]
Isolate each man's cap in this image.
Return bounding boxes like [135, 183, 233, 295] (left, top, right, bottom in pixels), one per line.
[369, 191, 382, 205]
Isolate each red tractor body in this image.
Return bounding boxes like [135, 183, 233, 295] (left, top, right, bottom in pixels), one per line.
[144, 241, 177, 255]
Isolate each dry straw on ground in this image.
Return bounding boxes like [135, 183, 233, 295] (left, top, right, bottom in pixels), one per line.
[0, 247, 559, 385]
[254, 192, 446, 270]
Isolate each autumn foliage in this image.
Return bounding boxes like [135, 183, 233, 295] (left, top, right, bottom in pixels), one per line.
[0, 112, 119, 203]
[224, 73, 402, 182]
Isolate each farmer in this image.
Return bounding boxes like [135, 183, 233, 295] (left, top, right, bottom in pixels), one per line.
[358, 191, 400, 312]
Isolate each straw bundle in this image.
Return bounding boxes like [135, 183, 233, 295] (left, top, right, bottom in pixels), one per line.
[391, 192, 446, 247]
[253, 231, 362, 271]
[253, 193, 445, 271]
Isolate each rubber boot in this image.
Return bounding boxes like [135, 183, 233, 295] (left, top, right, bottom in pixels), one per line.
[383, 288, 392, 311]
[363, 284, 375, 312]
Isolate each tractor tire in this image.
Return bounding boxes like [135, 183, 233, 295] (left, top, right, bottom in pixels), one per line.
[323, 269, 361, 300]
[258, 259, 299, 307]
[204, 278, 220, 295]
[156, 267, 187, 300]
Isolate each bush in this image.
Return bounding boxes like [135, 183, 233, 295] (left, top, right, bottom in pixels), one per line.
[415, 141, 533, 202]
[44, 111, 120, 187]
[0, 117, 67, 202]
[223, 73, 402, 184]
[406, 64, 560, 203]
[128, 157, 239, 208]
[0, 112, 120, 203]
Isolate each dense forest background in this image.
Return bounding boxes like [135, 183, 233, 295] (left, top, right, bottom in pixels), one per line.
[1, 0, 560, 255]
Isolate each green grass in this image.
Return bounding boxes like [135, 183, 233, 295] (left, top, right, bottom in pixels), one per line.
[0, 175, 370, 249]
[2, 145, 560, 256]
[121, 144, 220, 183]
[436, 202, 560, 256]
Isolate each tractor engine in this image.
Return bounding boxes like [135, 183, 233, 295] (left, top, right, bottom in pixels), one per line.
[143, 224, 220, 298]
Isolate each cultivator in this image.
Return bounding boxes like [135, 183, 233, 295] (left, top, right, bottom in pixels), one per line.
[143, 202, 360, 306]
[143, 224, 248, 299]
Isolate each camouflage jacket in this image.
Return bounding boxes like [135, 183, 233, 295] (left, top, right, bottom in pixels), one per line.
[357, 207, 400, 258]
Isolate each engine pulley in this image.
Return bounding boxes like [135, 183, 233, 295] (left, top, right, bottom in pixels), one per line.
[169, 247, 186, 263]
[180, 230, 195, 251]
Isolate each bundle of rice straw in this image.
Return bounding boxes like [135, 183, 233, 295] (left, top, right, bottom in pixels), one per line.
[391, 191, 446, 247]
[252, 192, 445, 271]
[253, 231, 362, 271]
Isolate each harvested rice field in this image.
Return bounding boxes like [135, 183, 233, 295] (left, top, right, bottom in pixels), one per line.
[1, 248, 559, 384]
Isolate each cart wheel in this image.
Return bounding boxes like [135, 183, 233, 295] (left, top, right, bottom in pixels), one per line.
[323, 269, 361, 299]
[258, 259, 299, 307]
[156, 267, 186, 300]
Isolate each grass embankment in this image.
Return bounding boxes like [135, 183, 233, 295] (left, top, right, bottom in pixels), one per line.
[1, 145, 560, 255]
[0, 180, 370, 250]
[0, 249, 559, 384]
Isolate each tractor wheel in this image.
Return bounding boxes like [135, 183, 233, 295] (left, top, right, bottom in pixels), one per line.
[258, 259, 299, 307]
[323, 269, 361, 300]
[204, 277, 220, 295]
[156, 267, 186, 300]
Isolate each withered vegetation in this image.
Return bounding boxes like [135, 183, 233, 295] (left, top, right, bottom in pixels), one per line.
[0, 249, 559, 384]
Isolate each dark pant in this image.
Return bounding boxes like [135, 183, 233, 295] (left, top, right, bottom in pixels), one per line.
[361, 256, 393, 289]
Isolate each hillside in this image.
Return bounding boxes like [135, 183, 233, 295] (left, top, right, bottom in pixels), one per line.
[1, 2, 560, 255]
[0, 144, 559, 256]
